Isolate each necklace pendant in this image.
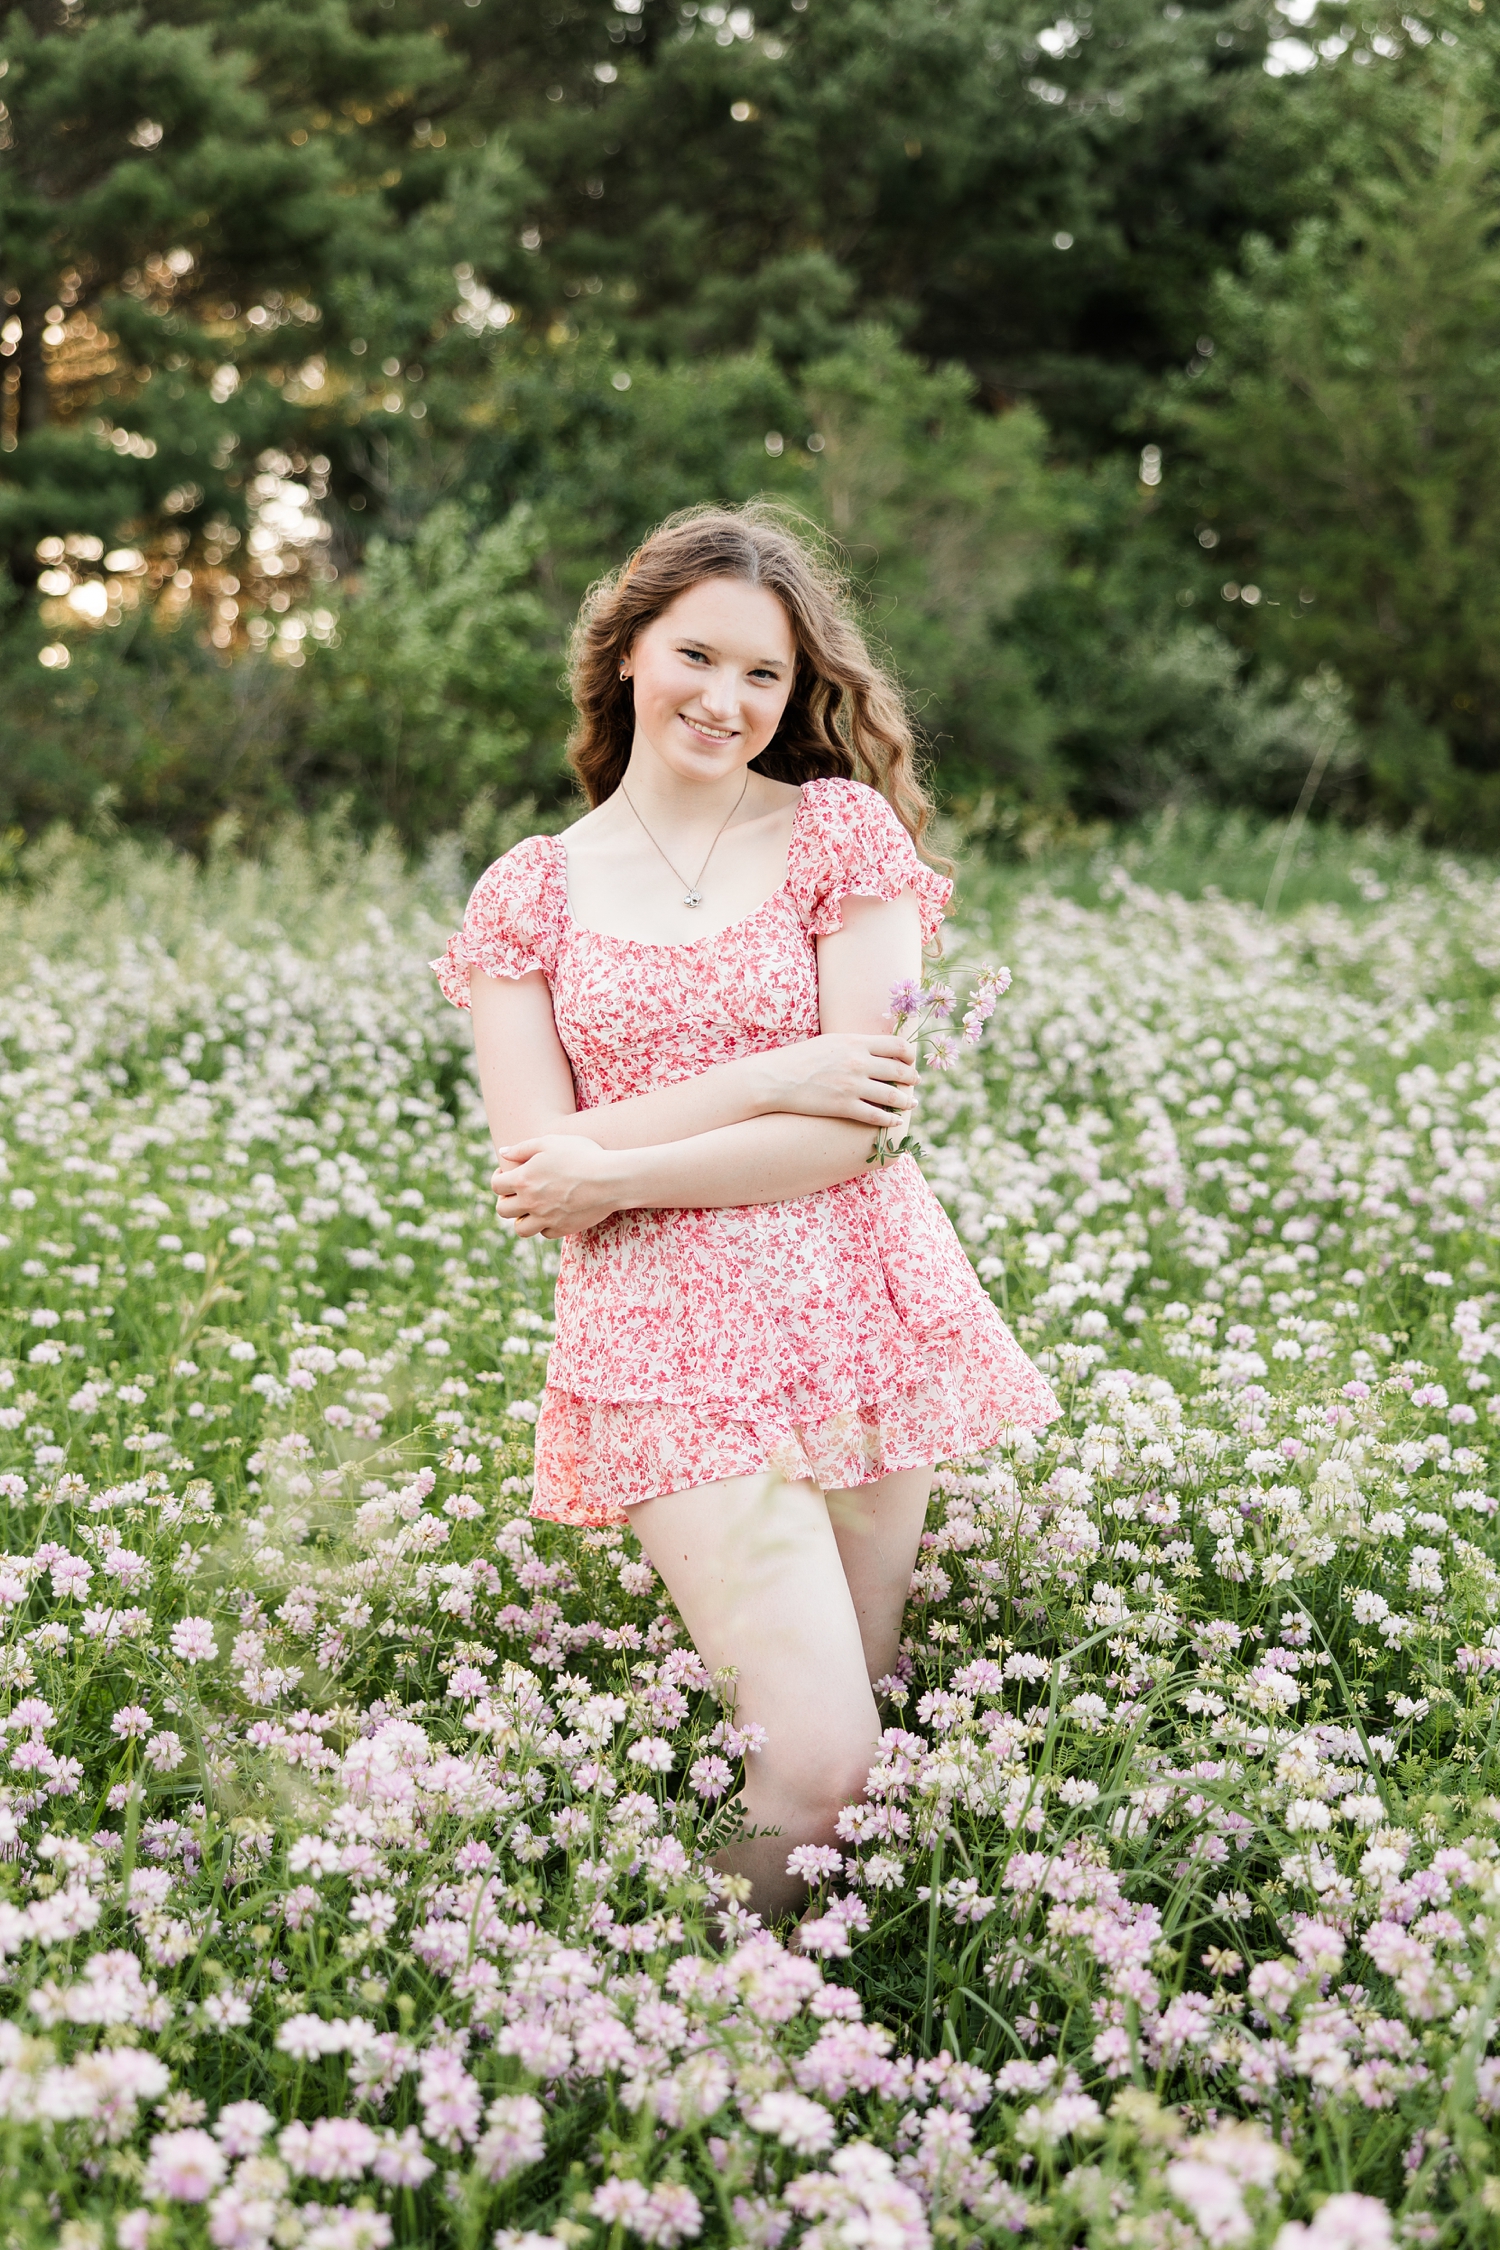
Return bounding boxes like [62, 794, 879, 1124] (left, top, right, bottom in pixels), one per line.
[683, 889, 702, 908]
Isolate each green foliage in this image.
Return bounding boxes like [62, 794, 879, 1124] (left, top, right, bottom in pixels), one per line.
[3, 0, 1322, 586]
[0, 608, 304, 839]
[293, 502, 567, 831]
[1167, 88, 1500, 843]
[1003, 466, 1363, 826]
[13, 0, 1500, 845]
[0, 327, 1353, 851]
[456, 333, 808, 595]
[0, 0, 486, 576]
[965, 800, 1448, 920]
[800, 329, 1064, 801]
[480, 0, 1328, 449]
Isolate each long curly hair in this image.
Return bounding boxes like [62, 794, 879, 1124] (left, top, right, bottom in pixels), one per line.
[565, 502, 941, 859]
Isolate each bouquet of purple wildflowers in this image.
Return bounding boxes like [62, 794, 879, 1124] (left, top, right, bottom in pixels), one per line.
[871, 963, 1013, 1163]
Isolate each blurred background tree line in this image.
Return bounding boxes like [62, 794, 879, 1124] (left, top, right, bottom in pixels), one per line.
[3, 0, 1499, 856]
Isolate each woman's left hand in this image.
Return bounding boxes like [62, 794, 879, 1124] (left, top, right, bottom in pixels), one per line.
[492, 1136, 623, 1238]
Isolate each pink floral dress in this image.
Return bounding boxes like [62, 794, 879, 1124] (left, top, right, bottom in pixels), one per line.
[434, 777, 1059, 1526]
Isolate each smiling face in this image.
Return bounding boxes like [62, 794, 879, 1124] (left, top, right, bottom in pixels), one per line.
[624, 576, 798, 784]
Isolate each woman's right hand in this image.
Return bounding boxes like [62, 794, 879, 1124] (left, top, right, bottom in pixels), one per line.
[757, 1034, 918, 1129]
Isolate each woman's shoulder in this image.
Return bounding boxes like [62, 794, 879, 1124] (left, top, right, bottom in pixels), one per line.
[799, 772, 892, 819]
[794, 772, 923, 864]
[464, 831, 568, 920]
[791, 775, 951, 940]
[430, 834, 566, 1008]
[798, 773, 925, 853]
[480, 830, 566, 882]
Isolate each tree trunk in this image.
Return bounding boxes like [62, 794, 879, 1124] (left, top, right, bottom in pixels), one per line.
[16, 292, 49, 437]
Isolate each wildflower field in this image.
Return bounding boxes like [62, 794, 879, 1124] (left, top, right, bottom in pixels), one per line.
[2, 826, 1499, 2250]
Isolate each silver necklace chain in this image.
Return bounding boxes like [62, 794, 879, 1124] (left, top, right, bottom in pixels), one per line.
[619, 773, 750, 908]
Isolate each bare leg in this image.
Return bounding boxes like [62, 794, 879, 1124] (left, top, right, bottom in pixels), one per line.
[631, 1472, 882, 1921]
[824, 1465, 933, 1685]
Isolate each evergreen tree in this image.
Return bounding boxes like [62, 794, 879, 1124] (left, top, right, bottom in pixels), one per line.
[1169, 78, 1500, 840]
[0, 0, 504, 584]
[426, 0, 1335, 452]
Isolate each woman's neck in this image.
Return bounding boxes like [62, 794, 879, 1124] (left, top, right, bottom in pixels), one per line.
[617, 745, 757, 828]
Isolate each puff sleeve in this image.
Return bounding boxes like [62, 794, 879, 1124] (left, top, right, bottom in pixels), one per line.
[430, 835, 566, 1008]
[787, 777, 952, 944]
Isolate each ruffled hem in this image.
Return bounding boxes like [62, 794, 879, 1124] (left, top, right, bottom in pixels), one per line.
[530, 1345, 1060, 1526]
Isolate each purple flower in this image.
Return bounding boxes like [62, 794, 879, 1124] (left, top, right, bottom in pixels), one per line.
[591, 2180, 704, 2245]
[888, 979, 923, 1021]
[745, 2089, 837, 2154]
[786, 1843, 845, 1883]
[475, 2095, 546, 2185]
[169, 1616, 216, 1663]
[278, 2116, 380, 2182]
[373, 2126, 436, 2188]
[690, 1754, 733, 1801]
[142, 2128, 226, 2203]
[213, 2100, 275, 2159]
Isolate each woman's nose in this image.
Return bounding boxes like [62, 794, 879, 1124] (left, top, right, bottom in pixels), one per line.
[700, 666, 740, 717]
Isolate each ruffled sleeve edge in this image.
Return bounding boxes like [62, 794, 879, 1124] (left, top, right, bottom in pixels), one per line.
[429, 838, 559, 1010]
[430, 932, 549, 1008]
[794, 780, 954, 944]
[803, 861, 952, 945]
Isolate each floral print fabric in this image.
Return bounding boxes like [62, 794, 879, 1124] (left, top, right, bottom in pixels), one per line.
[434, 777, 1060, 1524]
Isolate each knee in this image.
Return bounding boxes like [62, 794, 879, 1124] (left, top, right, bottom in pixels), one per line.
[784, 1738, 879, 1831]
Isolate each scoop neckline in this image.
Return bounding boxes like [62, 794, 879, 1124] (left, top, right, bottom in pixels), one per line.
[554, 781, 811, 951]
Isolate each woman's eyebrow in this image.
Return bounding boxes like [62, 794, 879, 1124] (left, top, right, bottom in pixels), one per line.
[677, 637, 788, 669]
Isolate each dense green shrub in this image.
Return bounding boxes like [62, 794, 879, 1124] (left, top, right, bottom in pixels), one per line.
[2, 331, 1356, 855]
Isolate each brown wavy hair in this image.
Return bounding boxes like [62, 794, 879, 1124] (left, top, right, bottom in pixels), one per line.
[565, 502, 942, 861]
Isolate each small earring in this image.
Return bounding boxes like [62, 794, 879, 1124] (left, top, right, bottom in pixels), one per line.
[620, 670, 629, 683]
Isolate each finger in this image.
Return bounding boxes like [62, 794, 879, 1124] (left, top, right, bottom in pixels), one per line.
[864, 1080, 915, 1106]
[492, 1161, 537, 1191]
[497, 1139, 546, 1163]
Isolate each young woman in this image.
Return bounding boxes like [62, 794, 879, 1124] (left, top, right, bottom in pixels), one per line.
[434, 505, 1058, 1920]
